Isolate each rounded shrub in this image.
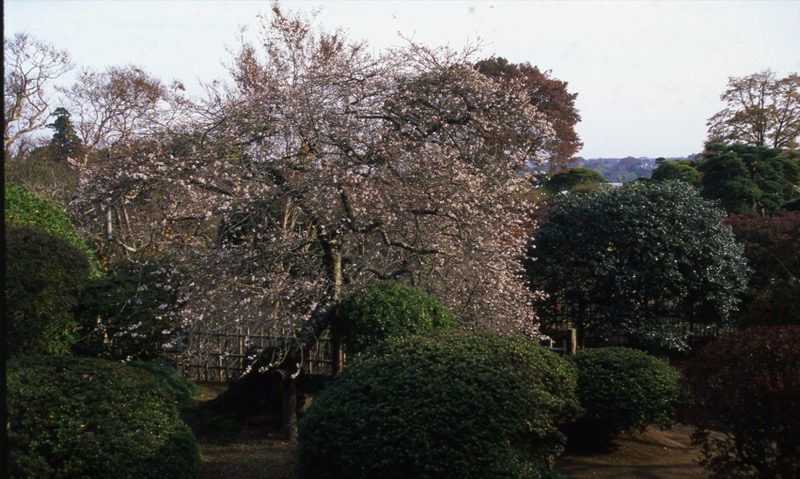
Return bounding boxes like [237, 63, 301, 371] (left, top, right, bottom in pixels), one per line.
[332, 281, 457, 355]
[5, 224, 91, 357]
[7, 356, 200, 479]
[567, 347, 681, 439]
[5, 182, 102, 277]
[297, 330, 581, 479]
[683, 326, 800, 479]
[128, 361, 201, 401]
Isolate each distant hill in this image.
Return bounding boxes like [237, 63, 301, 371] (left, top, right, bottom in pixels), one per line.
[570, 157, 657, 182]
[529, 155, 699, 182]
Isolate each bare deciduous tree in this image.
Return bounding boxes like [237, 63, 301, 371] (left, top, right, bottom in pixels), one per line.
[707, 70, 800, 150]
[58, 65, 188, 152]
[4, 33, 73, 156]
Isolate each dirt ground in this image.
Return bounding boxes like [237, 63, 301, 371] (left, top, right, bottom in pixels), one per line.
[188, 383, 707, 479]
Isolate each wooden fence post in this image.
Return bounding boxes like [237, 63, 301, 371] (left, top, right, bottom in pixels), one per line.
[568, 327, 577, 355]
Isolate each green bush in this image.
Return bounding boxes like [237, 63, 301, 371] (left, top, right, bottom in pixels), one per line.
[5, 182, 102, 277]
[128, 361, 200, 401]
[297, 330, 581, 479]
[683, 326, 800, 479]
[567, 347, 681, 439]
[332, 281, 457, 355]
[5, 224, 91, 357]
[7, 356, 200, 479]
[75, 257, 189, 361]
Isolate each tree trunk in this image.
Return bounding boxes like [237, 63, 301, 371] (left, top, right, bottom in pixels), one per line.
[281, 373, 297, 442]
[274, 234, 344, 438]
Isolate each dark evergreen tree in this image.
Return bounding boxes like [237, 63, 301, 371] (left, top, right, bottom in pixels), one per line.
[525, 181, 750, 351]
[45, 107, 85, 163]
[700, 143, 800, 214]
[544, 167, 607, 195]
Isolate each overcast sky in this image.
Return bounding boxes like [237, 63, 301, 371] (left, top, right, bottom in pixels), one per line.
[4, 0, 800, 158]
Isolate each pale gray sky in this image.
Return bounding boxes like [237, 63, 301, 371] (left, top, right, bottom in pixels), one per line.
[4, 0, 800, 158]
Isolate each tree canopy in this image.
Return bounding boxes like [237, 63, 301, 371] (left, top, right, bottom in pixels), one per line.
[650, 159, 701, 186]
[699, 143, 800, 214]
[707, 70, 800, 150]
[474, 56, 582, 171]
[68, 7, 560, 373]
[544, 167, 608, 195]
[525, 181, 750, 351]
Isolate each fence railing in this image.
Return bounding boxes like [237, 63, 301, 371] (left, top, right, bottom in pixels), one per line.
[167, 328, 334, 382]
[168, 327, 580, 382]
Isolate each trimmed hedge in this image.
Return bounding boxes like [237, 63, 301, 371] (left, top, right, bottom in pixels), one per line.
[683, 326, 800, 479]
[5, 182, 102, 277]
[5, 224, 90, 357]
[567, 347, 681, 439]
[7, 356, 200, 479]
[297, 330, 581, 479]
[332, 281, 457, 355]
[128, 361, 201, 402]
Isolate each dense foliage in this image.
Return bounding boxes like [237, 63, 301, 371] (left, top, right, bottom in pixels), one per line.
[4, 182, 101, 276]
[699, 143, 800, 214]
[5, 224, 90, 357]
[7, 356, 200, 479]
[525, 180, 750, 351]
[332, 281, 457, 355]
[567, 347, 681, 439]
[543, 167, 608, 195]
[75, 257, 189, 360]
[650, 159, 701, 186]
[297, 331, 581, 479]
[474, 56, 582, 171]
[725, 212, 800, 327]
[683, 326, 800, 479]
[128, 361, 201, 401]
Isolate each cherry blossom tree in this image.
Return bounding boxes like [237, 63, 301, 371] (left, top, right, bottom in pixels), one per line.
[72, 6, 555, 377]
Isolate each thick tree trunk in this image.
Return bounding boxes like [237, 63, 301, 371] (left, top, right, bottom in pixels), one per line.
[273, 234, 344, 438]
[281, 373, 297, 442]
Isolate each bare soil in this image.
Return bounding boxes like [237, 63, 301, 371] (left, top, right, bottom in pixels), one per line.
[188, 383, 707, 479]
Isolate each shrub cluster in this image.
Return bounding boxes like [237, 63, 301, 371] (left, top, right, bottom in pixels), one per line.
[567, 347, 682, 440]
[683, 326, 800, 479]
[332, 281, 457, 355]
[297, 330, 581, 479]
[7, 356, 200, 479]
[5, 224, 91, 357]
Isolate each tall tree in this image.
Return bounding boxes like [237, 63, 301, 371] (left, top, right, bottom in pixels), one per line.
[475, 56, 582, 171]
[3, 33, 73, 157]
[58, 65, 187, 152]
[707, 70, 800, 150]
[73, 6, 555, 373]
[45, 107, 85, 163]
